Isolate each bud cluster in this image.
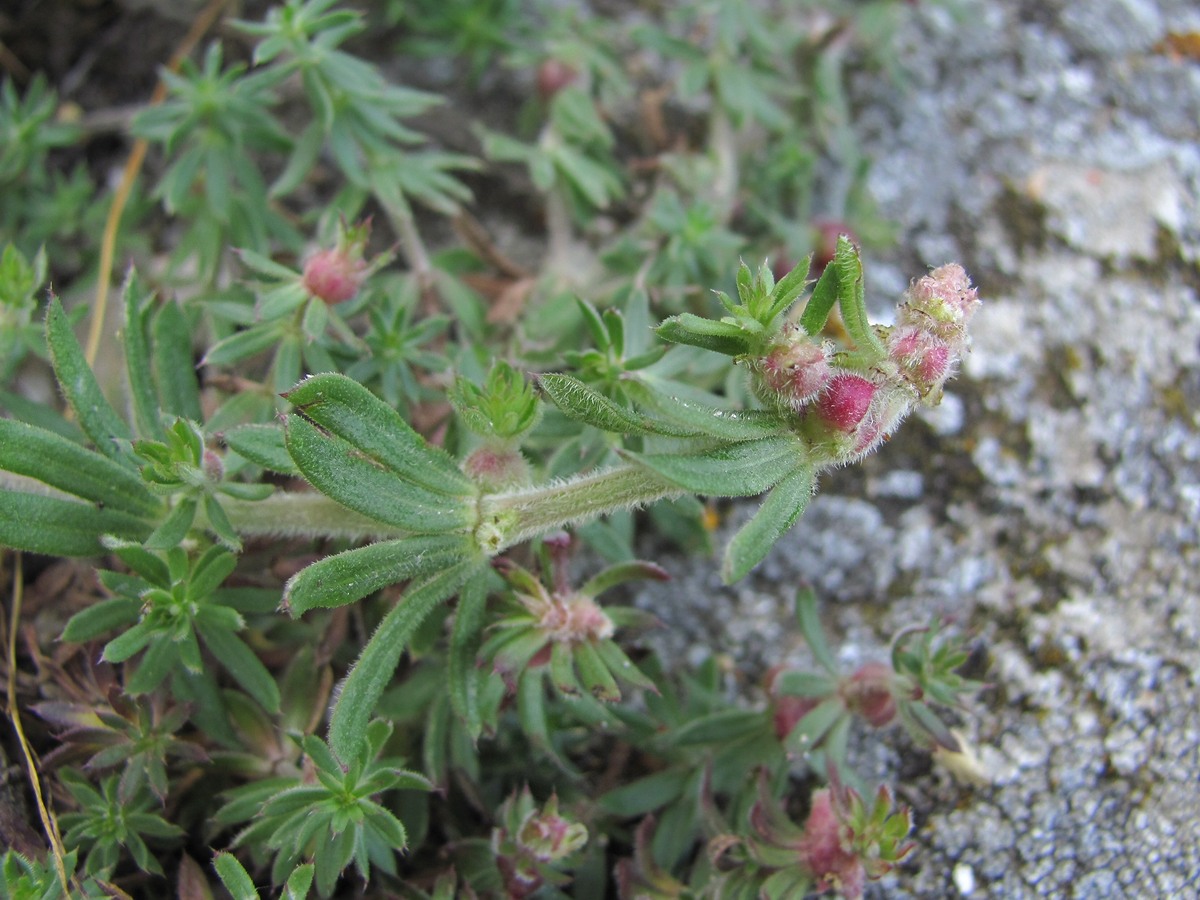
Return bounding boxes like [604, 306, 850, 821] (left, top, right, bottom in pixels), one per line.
[751, 263, 979, 465]
[887, 263, 979, 398]
[493, 788, 587, 898]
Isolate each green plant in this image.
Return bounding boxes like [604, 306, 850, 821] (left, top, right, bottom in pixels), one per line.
[0, 1, 981, 896]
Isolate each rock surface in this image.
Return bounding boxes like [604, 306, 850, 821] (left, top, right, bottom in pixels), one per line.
[637, 1, 1200, 896]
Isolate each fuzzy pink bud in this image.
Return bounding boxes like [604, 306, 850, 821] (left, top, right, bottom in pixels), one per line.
[202, 448, 224, 482]
[758, 331, 833, 409]
[302, 248, 366, 305]
[889, 325, 951, 387]
[840, 662, 898, 728]
[536, 59, 578, 102]
[816, 373, 877, 432]
[463, 446, 531, 491]
[799, 790, 867, 900]
[897, 263, 979, 340]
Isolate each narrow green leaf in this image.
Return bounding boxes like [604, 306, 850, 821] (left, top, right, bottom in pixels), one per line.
[598, 768, 689, 816]
[221, 424, 296, 474]
[285, 415, 474, 534]
[655, 313, 751, 356]
[125, 636, 178, 695]
[0, 418, 158, 516]
[624, 380, 782, 442]
[574, 640, 620, 701]
[121, 270, 162, 440]
[284, 534, 470, 616]
[772, 670, 837, 698]
[799, 258, 839, 336]
[784, 697, 844, 756]
[578, 560, 669, 597]
[794, 587, 838, 675]
[202, 324, 281, 368]
[833, 236, 887, 359]
[144, 497, 197, 550]
[61, 597, 141, 642]
[284, 373, 472, 497]
[621, 436, 801, 497]
[766, 254, 813, 325]
[761, 867, 812, 900]
[575, 297, 610, 350]
[188, 546, 237, 600]
[722, 465, 814, 583]
[448, 572, 489, 739]
[272, 120, 323, 198]
[550, 640, 581, 696]
[329, 558, 483, 764]
[538, 374, 694, 437]
[284, 863, 315, 900]
[213, 851, 259, 900]
[100, 618, 156, 663]
[902, 700, 959, 751]
[0, 489, 150, 556]
[197, 622, 281, 713]
[0, 389, 84, 441]
[593, 640, 657, 693]
[153, 299, 202, 421]
[672, 708, 764, 746]
[45, 296, 132, 459]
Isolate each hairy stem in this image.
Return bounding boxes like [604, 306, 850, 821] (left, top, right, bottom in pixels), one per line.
[478, 463, 683, 553]
[208, 492, 408, 542]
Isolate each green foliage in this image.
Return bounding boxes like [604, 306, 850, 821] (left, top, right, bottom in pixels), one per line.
[0, 2, 980, 897]
[216, 721, 431, 897]
[58, 770, 183, 878]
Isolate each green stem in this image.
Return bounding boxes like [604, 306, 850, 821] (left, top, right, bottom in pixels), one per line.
[212, 492, 408, 542]
[477, 463, 682, 553]
[375, 190, 436, 300]
[708, 104, 739, 224]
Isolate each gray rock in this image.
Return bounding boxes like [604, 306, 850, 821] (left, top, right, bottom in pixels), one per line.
[636, 0, 1200, 896]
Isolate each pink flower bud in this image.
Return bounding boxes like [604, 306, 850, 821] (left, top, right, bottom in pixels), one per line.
[840, 662, 898, 728]
[536, 59, 578, 102]
[302, 248, 366, 305]
[462, 446, 531, 491]
[897, 263, 980, 340]
[202, 448, 224, 482]
[517, 796, 587, 862]
[799, 790, 867, 900]
[757, 330, 833, 408]
[889, 325, 951, 387]
[816, 373, 877, 433]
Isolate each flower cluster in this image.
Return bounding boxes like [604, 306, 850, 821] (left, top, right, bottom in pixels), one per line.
[753, 261, 980, 465]
[492, 788, 588, 898]
[745, 774, 914, 900]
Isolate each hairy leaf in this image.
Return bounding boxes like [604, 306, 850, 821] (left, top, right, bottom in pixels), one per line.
[285, 373, 471, 497]
[0, 418, 158, 516]
[329, 557, 483, 763]
[284, 533, 473, 616]
[722, 464, 814, 582]
[621, 436, 802, 497]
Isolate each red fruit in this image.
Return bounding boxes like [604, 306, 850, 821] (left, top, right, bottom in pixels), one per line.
[536, 59, 578, 102]
[840, 662, 898, 728]
[302, 248, 366, 304]
[799, 790, 867, 899]
[816, 373, 877, 432]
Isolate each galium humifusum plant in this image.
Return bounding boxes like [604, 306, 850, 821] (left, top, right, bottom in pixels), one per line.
[0, 237, 979, 767]
[0, 3, 983, 893]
